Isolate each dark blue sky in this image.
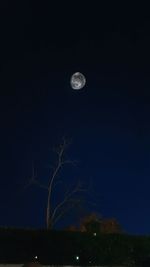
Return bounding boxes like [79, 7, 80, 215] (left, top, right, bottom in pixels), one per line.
[0, 2, 150, 234]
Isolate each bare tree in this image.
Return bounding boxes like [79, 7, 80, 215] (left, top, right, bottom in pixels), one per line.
[26, 138, 86, 229]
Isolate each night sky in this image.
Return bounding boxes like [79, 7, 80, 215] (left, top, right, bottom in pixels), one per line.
[0, 2, 150, 235]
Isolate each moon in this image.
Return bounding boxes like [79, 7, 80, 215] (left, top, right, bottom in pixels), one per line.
[70, 72, 86, 90]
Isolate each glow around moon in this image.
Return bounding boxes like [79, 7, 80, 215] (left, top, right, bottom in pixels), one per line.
[70, 72, 86, 90]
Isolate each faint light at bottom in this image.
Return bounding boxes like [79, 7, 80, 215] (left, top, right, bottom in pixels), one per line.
[75, 255, 80, 261]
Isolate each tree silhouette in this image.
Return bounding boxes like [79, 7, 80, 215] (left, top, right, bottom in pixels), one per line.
[27, 138, 86, 229]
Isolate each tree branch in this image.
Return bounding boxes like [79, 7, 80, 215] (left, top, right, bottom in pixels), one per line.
[53, 198, 82, 226]
[25, 164, 48, 190]
[51, 180, 87, 225]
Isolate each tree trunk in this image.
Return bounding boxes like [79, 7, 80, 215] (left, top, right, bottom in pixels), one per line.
[46, 190, 51, 229]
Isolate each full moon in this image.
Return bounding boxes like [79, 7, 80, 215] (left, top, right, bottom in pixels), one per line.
[70, 72, 86, 90]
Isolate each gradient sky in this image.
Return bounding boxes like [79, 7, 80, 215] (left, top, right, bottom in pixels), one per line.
[0, 2, 150, 234]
